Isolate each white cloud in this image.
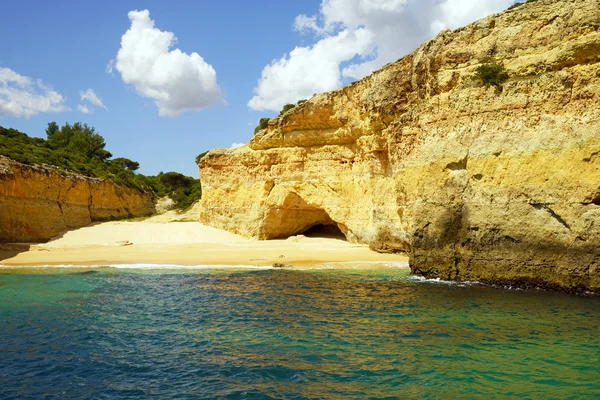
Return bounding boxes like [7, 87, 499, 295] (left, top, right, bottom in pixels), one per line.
[80, 88, 107, 110]
[78, 104, 91, 114]
[230, 142, 245, 149]
[111, 9, 223, 117]
[432, 0, 515, 32]
[106, 60, 115, 74]
[0, 67, 69, 118]
[248, 28, 373, 111]
[294, 15, 327, 36]
[249, 0, 516, 111]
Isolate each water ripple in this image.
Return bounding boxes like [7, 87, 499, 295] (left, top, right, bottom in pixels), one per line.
[0, 268, 599, 399]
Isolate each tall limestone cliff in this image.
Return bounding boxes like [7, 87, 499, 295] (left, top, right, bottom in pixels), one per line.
[199, 0, 600, 292]
[0, 156, 155, 242]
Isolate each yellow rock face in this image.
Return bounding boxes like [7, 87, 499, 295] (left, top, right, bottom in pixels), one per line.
[200, 0, 600, 291]
[0, 157, 155, 242]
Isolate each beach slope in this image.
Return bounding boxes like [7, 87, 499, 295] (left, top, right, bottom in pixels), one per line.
[0, 217, 408, 267]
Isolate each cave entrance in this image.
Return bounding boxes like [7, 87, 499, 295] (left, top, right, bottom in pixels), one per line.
[260, 191, 349, 241]
[301, 223, 346, 240]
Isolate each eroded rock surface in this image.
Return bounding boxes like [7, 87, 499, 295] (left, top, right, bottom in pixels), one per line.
[200, 0, 600, 292]
[0, 157, 155, 242]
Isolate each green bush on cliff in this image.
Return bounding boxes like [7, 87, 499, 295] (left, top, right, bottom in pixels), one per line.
[253, 100, 308, 135]
[279, 103, 296, 115]
[0, 123, 201, 210]
[508, 0, 539, 11]
[474, 63, 509, 88]
[195, 151, 209, 164]
[254, 117, 271, 135]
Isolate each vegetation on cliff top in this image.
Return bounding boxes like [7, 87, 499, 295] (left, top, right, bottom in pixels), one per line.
[254, 118, 271, 135]
[253, 99, 307, 135]
[508, 0, 540, 11]
[279, 103, 297, 115]
[0, 123, 200, 210]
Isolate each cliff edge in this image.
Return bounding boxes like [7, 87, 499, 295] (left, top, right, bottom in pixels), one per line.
[0, 156, 155, 242]
[199, 0, 600, 292]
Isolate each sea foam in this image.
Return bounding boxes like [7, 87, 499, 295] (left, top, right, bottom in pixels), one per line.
[0, 263, 273, 270]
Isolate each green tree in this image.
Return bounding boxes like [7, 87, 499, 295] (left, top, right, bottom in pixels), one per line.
[46, 122, 111, 160]
[46, 121, 74, 149]
[45, 121, 59, 139]
[71, 123, 110, 160]
[112, 157, 140, 171]
[159, 172, 195, 190]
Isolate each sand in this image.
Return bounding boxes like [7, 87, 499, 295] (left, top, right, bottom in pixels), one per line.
[0, 213, 409, 268]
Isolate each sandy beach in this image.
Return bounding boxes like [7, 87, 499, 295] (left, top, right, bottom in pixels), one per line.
[0, 212, 409, 268]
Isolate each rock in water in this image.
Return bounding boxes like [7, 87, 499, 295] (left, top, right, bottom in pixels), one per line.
[199, 0, 600, 292]
[273, 263, 292, 269]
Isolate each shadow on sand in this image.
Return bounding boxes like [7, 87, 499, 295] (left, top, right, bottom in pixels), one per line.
[0, 243, 32, 263]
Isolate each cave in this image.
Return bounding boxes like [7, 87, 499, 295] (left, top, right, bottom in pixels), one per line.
[260, 191, 349, 241]
[301, 223, 346, 240]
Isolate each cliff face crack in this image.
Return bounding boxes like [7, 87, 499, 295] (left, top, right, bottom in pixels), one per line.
[450, 149, 472, 279]
[531, 203, 571, 230]
[413, 222, 431, 240]
[582, 191, 600, 206]
[265, 180, 275, 198]
[583, 151, 600, 163]
[537, 15, 559, 32]
[88, 182, 94, 221]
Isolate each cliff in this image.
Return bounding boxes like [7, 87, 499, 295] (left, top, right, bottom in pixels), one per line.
[0, 156, 155, 242]
[199, 0, 600, 292]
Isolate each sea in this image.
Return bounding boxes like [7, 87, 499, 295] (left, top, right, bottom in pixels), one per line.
[0, 264, 599, 399]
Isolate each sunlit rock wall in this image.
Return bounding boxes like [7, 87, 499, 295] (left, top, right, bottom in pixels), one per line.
[200, 0, 600, 291]
[0, 156, 155, 242]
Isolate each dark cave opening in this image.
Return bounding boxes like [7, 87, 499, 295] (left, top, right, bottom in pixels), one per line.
[300, 224, 347, 240]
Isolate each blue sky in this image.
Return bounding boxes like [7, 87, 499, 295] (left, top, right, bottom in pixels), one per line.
[0, 0, 515, 176]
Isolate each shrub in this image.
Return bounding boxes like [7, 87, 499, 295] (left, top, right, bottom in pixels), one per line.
[279, 103, 296, 115]
[474, 63, 509, 88]
[195, 151, 209, 164]
[508, 0, 539, 10]
[253, 100, 306, 136]
[155, 172, 201, 210]
[160, 172, 195, 190]
[254, 117, 271, 134]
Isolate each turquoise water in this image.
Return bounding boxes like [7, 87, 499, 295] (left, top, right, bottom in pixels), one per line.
[0, 266, 599, 399]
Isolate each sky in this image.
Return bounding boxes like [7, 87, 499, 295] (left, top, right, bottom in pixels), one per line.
[0, 0, 516, 177]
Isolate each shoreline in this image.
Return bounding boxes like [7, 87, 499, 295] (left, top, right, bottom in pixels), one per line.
[0, 221, 409, 269]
